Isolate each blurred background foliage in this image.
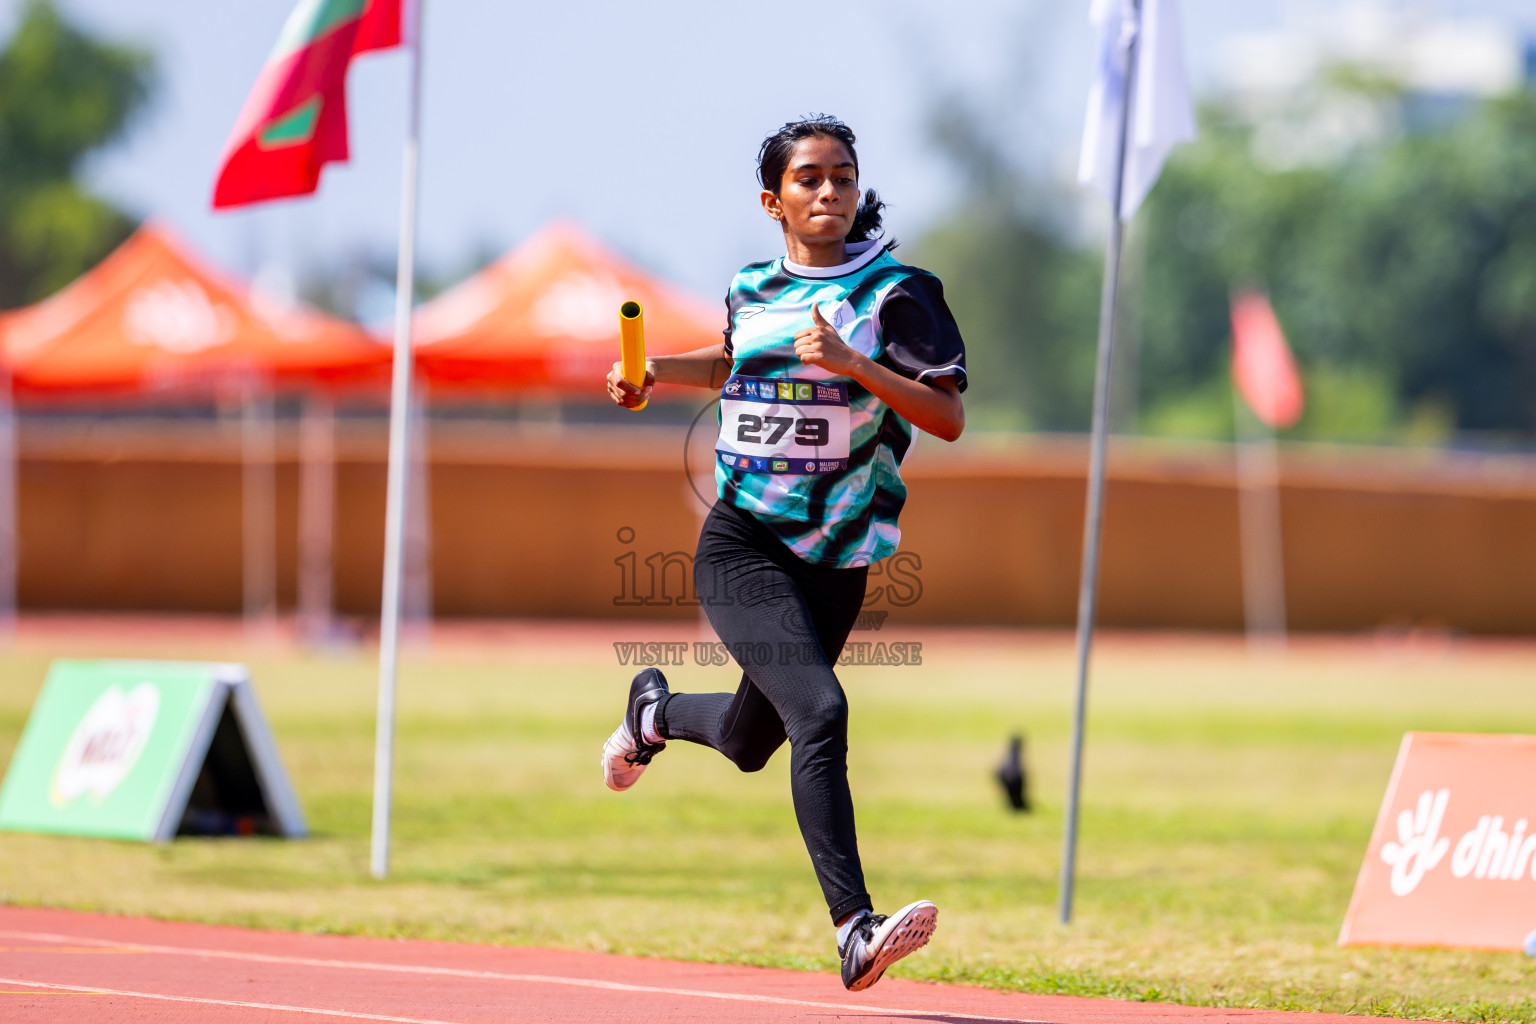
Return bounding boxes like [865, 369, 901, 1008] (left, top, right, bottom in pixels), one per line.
[914, 70, 1536, 444]
[0, 0, 155, 309]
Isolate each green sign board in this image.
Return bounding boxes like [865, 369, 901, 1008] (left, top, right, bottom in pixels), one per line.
[0, 660, 305, 841]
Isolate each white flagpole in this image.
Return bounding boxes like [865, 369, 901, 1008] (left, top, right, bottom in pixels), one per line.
[298, 389, 336, 644]
[242, 376, 278, 644]
[1234, 400, 1287, 650]
[370, 0, 423, 881]
[1059, 0, 1142, 926]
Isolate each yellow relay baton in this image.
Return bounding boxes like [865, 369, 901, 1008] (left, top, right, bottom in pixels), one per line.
[619, 300, 647, 411]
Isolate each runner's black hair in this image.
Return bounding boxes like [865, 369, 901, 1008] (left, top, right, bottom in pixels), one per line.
[757, 115, 888, 245]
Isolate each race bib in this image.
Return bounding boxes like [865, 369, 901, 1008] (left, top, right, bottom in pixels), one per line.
[717, 375, 850, 474]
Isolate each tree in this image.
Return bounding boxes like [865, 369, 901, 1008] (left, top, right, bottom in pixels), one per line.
[1138, 87, 1536, 441]
[911, 90, 1102, 431]
[916, 42, 1536, 443]
[0, 0, 155, 309]
[914, 208, 1101, 431]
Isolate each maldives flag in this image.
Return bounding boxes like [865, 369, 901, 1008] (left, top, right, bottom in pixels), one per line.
[212, 0, 405, 209]
[1231, 290, 1305, 430]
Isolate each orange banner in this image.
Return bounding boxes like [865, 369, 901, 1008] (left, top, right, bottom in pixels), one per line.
[1340, 732, 1536, 951]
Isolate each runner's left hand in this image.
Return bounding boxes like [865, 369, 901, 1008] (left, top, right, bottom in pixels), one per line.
[794, 303, 864, 377]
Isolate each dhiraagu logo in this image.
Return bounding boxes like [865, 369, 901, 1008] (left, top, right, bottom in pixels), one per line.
[49, 683, 161, 806]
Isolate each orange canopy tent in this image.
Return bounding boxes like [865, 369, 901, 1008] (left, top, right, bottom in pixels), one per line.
[413, 222, 725, 392]
[0, 223, 387, 397]
[0, 223, 386, 641]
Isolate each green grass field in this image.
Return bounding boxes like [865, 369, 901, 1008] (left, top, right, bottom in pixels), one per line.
[1, 622, 1534, 1021]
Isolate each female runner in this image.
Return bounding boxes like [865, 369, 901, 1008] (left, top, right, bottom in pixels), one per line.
[602, 115, 966, 992]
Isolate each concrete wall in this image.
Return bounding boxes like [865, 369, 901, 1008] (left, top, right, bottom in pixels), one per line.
[15, 420, 1536, 634]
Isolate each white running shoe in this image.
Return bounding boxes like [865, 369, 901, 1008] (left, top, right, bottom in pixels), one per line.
[601, 668, 669, 792]
[839, 900, 938, 991]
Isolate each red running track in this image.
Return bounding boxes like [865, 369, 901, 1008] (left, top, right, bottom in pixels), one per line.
[0, 906, 1413, 1024]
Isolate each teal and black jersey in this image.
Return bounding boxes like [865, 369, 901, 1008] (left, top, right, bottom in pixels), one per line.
[715, 239, 967, 568]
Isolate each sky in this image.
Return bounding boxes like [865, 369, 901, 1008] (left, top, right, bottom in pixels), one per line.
[5, 0, 1536, 306]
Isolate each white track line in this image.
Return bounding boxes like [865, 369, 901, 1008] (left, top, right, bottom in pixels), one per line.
[0, 975, 466, 1023]
[0, 927, 1052, 1024]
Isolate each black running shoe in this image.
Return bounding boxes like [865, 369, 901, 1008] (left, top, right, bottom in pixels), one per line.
[839, 900, 938, 992]
[601, 668, 670, 792]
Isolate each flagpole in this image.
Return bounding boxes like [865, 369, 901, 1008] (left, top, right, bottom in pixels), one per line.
[1059, 0, 1142, 926]
[371, 0, 423, 881]
[1233, 398, 1287, 651]
[298, 389, 336, 645]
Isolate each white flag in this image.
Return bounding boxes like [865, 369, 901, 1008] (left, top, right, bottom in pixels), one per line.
[1077, 0, 1196, 221]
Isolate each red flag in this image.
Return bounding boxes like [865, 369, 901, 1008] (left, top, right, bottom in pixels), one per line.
[212, 0, 405, 209]
[1231, 290, 1304, 429]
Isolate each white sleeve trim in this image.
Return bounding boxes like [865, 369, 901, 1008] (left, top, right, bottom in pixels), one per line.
[915, 364, 966, 381]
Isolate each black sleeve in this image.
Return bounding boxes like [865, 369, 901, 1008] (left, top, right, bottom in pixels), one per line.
[875, 274, 967, 392]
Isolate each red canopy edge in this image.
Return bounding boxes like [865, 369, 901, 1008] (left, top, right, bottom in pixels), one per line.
[0, 222, 389, 399]
[412, 221, 726, 393]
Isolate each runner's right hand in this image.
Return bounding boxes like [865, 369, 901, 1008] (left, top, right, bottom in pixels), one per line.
[606, 360, 655, 409]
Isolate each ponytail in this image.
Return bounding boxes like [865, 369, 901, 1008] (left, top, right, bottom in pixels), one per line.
[848, 189, 886, 244]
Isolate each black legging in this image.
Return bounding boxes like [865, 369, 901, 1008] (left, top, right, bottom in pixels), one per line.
[656, 500, 872, 923]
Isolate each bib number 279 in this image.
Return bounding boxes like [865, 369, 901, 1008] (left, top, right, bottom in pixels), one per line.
[735, 414, 828, 447]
